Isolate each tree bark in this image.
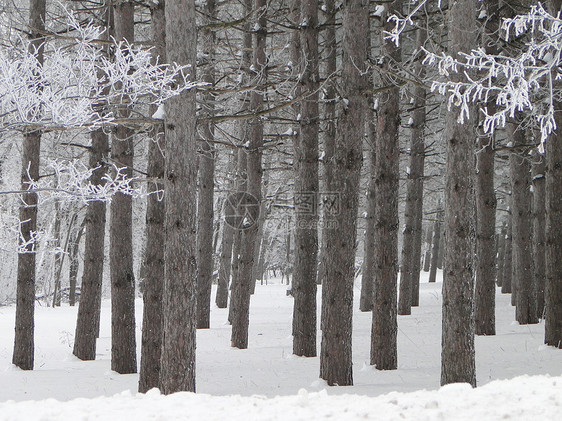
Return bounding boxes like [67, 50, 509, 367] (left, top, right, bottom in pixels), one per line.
[531, 154, 546, 318]
[474, 133, 497, 335]
[422, 227, 432, 272]
[371, 0, 401, 371]
[508, 123, 538, 325]
[441, 0, 477, 388]
[398, 27, 426, 315]
[73, 129, 109, 361]
[495, 222, 507, 288]
[292, 0, 319, 358]
[501, 212, 513, 294]
[138, 0, 166, 393]
[159, 0, 198, 394]
[12, 0, 46, 370]
[320, 0, 368, 386]
[196, 0, 217, 329]
[428, 214, 441, 284]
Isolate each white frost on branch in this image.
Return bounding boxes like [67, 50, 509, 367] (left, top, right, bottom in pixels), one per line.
[0, 10, 203, 132]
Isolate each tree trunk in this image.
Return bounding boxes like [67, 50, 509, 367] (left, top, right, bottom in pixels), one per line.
[371, 0, 401, 371]
[320, 0, 367, 386]
[196, 0, 216, 329]
[73, 129, 109, 360]
[441, 0, 477, 388]
[508, 123, 538, 325]
[428, 214, 441, 284]
[495, 222, 507, 288]
[159, 0, 198, 394]
[12, 0, 46, 372]
[138, 0, 166, 393]
[110, 0, 137, 375]
[531, 154, 546, 318]
[398, 28, 426, 315]
[292, 0, 319, 358]
[501, 213, 513, 294]
[68, 219, 85, 307]
[474, 132, 497, 335]
[422, 227, 432, 272]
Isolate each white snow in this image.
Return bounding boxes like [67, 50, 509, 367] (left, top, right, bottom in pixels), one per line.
[0, 273, 561, 420]
[151, 104, 166, 119]
[374, 5, 385, 17]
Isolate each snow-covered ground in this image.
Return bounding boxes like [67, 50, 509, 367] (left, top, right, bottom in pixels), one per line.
[0, 271, 561, 420]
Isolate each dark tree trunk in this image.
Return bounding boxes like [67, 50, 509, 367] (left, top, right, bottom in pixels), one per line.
[159, 0, 198, 394]
[501, 213, 513, 294]
[544, 104, 562, 348]
[73, 129, 109, 360]
[292, 0, 319, 358]
[12, 0, 46, 372]
[428, 214, 441, 284]
[508, 123, 538, 325]
[196, 0, 216, 329]
[110, 0, 137, 375]
[398, 28, 426, 315]
[320, 0, 368, 386]
[422, 227, 432, 272]
[138, 0, 166, 393]
[231, 0, 265, 349]
[474, 132, 497, 335]
[441, 0, 477, 388]
[531, 154, 546, 318]
[371, 0, 401, 371]
[495, 222, 507, 288]
[68, 219, 85, 307]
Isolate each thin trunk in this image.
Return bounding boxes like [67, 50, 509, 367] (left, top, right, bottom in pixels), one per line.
[231, 0, 266, 349]
[73, 129, 109, 360]
[428, 214, 441, 284]
[68, 219, 85, 307]
[508, 123, 538, 325]
[441, 0, 477, 387]
[531, 154, 546, 318]
[196, 0, 217, 329]
[159, 0, 198, 394]
[501, 213, 513, 294]
[138, 0, 166, 393]
[12, 0, 46, 371]
[495, 222, 507, 288]
[320, 0, 368, 386]
[422, 227, 432, 272]
[292, 0, 319, 358]
[474, 133, 497, 335]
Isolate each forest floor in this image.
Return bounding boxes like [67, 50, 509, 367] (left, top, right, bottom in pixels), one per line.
[0, 270, 560, 419]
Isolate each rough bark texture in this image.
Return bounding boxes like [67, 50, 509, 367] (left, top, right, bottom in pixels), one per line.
[428, 215, 441, 284]
[371, 0, 401, 371]
[320, 0, 367, 386]
[441, 0, 477, 388]
[110, 0, 137, 375]
[231, 0, 265, 349]
[398, 28, 426, 315]
[496, 222, 507, 288]
[196, 0, 216, 329]
[360, 140, 376, 312]
[531, 155, 546, 318]
[545, 105, 562, 348]
[292, 0, 319, 358]
[73, 129, 109, 361]
[159, 0, 198, 394]
[474, 133, 497, 335]
[138, 0, 166, 393]
[501, 213, 513, 294]
[68, 221, 84, 307]
[12, 0, 45, 370]
[508, 123, 538, 325]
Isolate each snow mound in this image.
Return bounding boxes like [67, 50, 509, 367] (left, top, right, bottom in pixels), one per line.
[0, 374, 559, 420]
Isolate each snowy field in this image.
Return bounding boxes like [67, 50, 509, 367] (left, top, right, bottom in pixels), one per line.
[0, 271, 561, 420]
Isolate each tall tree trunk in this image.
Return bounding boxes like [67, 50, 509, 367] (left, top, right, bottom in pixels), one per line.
[495, 221, 507, 288]
[12, 0, 46, 370]
[501, 213, 513, 294]
[68, 219, 85, 307]
[508, 123, 538, 325]
[531, 154, 546, 318]
[441, 0, 477, 388]
[474, 132, 497, 335]
[422, 227, 432, 272]
[196, 0, 217, 329]
[159, 0, 198, 394]
[317, 0, 337, 289]
[231, 0, 266, 349]
[320, 0, 367, 386]
[398, 27, 426, 315]
[292, 0, 319, 358]
[428, 214, 441, 284]
[110, 0, 137, 375]
[73, 130, 109, 360]
[138, 0, 166, 393]
[371, 0, 401, 371]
